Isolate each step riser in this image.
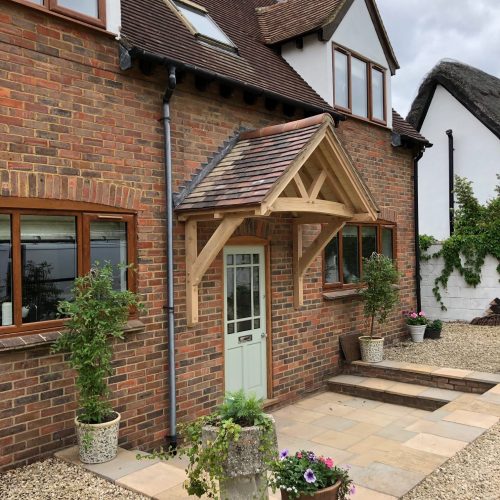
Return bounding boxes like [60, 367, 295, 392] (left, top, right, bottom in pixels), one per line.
[327, 382, 445, 411]
[345, 365, 492, 394]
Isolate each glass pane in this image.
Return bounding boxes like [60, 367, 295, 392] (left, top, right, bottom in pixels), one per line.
[253, 266, 260, 317]
[226, 254, 233, 265]
[57, 0, 99, 18]
[254, 318, 260, 329]
[382, 228, 394, 259]
[324, 235, 339, 283]
[236, 254, 251, 265]
[334, 50, 348, 109]
[21, 215, 77, 324]
[26, 0, 43, 4]
[371, 68, 385, 121]
[253, 254, 259, 264]
[236, 267, 251, 319]
[362, 226, 377, 260]
[0, 215, 13, 326]
[342, 226, 359, 284]
[173, 1, 234, 46]
[237, 319, 252, 333]
[90, 221, 128, 291]
[226, 267, 234, 321]
[227, 322, 234, 334]
[352, 57, 368, 118]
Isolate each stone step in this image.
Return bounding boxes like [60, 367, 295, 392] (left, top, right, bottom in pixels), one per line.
[345, 360, 500, 394]
[327, 375, 466, 411]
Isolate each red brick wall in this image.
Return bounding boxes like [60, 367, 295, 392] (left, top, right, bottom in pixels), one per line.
[0, 1, 417, 471]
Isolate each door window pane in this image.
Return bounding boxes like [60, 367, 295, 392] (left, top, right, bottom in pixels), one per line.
[362, 226, 377, 260]
[342, 226, 359, 284]
[325, 235, 339, 283]
[236, 267, 251, 319]
[352, 57, 368, 118]
[371, 68, 385, 121]
[382, 228, 394, 259]
[237, 319, 252, 333]
[334, 50, 349, 109]
[21, 215, 77, 324]
[0, 216, 13, 326]
[57, 0, 99, 18]
[226, 267, 234, 322]
[90, 221, 128, 291]
[253, 266, 260, 317]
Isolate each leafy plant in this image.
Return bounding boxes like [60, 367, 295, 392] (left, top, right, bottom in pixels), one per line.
[52, 263, 142, 424]
[358, 253, 400, 338]
[143, 390, 277, 498]
[404, 311, 427, 326]
[423, 176, 500, 310]
[426, 319, 443, 332]
[268, 449, 354, 500]
[419, 234, 438, 262]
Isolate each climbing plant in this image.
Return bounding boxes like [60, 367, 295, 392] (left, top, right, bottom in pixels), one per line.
[420, 175, 500, 310]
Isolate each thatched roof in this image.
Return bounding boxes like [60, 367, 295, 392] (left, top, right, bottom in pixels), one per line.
[407, 60, 500, 139]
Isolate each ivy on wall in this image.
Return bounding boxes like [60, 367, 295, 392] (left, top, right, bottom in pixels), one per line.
[419, 175, 500, 310]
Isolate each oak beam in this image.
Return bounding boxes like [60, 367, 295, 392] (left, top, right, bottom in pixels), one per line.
[271, 198, 354, 218]
[308, 170, 327, 200]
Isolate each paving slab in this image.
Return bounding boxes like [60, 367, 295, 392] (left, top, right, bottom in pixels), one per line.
[405, 418, 484, 442]
[403, 432, 468, 457]
[432, 367, 473, 378]
[420, 387, 464, 401]
[443, 409, 499, 428]
[310, 414, 358, 432]
[353, 485, 398, 500]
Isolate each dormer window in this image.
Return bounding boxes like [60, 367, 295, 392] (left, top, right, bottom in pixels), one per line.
[25, 0, 106, 28]
[333, 45, 387, 125]
[171, 0, 236, 51]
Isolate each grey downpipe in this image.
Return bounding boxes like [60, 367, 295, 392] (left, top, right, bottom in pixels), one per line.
[413, 149, 424, 313]
[446, 129, 454, 235]
[162, 66, 177, 451]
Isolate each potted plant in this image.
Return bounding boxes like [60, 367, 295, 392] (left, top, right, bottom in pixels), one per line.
[425, 319, 443, 339]
[144, 390, 277, 499]
[405, 311, 427, 342]
[358, 253, 399, 363]
[268, 449, 354, 500]
[52, 263, 142, 464]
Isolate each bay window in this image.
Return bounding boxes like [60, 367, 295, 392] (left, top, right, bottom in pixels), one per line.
[333, 45, 387, 124]
[324, 223, 395, 288]
[0, 207, 136, 336]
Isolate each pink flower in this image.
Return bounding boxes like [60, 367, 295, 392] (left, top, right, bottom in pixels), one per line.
[410, 312, 418, 319]
[296, 452, 302, 459]
[418, 311, 426, 317]
[325, 457, 334, 469]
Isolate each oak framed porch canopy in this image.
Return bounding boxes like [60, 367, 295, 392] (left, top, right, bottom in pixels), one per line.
[175, 113, 379, 325]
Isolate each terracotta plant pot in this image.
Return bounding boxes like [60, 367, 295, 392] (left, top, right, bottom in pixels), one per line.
[75, 411, 120, 464]
[408, 324, 426, 342]
[281, 480, 341, 500]
[359, 336, 384, 363]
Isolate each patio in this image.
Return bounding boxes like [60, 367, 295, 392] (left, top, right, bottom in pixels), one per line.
[52, 361, 500, 499]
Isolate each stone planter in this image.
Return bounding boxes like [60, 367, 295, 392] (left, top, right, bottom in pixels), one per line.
[359, 336, 384, 363]
[202, 416, 277, 500]
[75, 411, 120, 464]
[281, 480, 341, 500]
[408, 324, 426, 342]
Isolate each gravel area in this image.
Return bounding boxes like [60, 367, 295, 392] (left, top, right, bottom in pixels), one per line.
[0, 458, 148, 500]
[402, 421, 500, 500]
[385, 323, 500, 373]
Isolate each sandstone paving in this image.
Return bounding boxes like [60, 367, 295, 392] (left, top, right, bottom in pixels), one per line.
[403, 432, 468, 457]
[443, 409, 499, 428]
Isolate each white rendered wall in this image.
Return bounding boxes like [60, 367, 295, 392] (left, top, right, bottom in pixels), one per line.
[106, 0, 121, 35]
[281, 0, 392, 127]
[418, 85, 500, 240]
[421, 244, 500, 322]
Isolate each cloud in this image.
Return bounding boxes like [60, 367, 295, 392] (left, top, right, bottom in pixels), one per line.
[377, 0, 500, 116]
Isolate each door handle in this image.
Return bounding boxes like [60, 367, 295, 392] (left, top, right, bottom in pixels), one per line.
[261, 332, 267, 338]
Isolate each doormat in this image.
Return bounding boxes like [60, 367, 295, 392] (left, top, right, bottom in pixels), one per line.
[340, 332, 363, 362]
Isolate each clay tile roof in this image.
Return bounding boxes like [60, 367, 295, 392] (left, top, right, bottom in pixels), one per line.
[176, 114, 329, 212]
[392, 109, 430, 145]
[120, 0, 334, 113]
[256, 0, 344, 44]
[407, 60, 500, 140]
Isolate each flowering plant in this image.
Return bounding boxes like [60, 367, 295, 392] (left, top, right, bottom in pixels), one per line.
[268, 449, 354, 499]
[405, 311, 427, 326]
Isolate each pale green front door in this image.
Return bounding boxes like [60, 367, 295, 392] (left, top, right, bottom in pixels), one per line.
[224, 246, 267, 399]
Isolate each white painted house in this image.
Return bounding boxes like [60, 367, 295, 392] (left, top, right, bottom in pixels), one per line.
[407, 60, 500, 241]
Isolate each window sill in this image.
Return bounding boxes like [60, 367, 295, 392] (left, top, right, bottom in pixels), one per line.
[0, 319, 145, 353]
[323, 287, 366, 301]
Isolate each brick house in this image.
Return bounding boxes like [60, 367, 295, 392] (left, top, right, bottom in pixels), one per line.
[0, 0, 428, 470]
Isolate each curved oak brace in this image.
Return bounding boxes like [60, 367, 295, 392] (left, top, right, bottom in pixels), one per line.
[185, 216, 244, 326]
[293, 218, 346, 308]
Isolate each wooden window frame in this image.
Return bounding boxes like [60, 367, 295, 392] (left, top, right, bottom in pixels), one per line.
[332, 44, 387, 125]
[323, 222, 396, 290]
[14, 0, 106, 29]
[0, 202, 137, 338]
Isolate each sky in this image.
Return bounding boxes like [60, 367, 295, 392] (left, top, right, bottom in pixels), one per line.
[376, 0, 500, 116]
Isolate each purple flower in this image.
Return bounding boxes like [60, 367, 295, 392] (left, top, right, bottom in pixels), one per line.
[304, 468, 316, 483]
[279, 449, 289, 460]
[308, 452, 316, 461]
[349, 484, 356, 495]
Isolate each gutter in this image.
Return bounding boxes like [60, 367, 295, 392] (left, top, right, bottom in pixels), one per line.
[413, 148, 424, 313]
[121, 45, 346, 125]
[162, 66, 178, 451]
[446, 129, 454, 235]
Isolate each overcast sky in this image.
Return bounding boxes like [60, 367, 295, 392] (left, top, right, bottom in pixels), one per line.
[376, 0, 500, 116]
